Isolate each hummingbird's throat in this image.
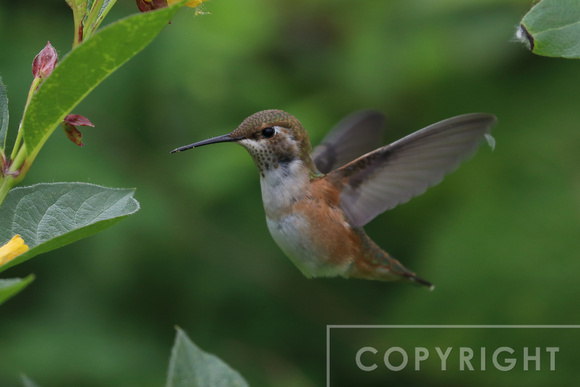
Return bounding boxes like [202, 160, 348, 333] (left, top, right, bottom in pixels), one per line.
[239, 139, 297, 177]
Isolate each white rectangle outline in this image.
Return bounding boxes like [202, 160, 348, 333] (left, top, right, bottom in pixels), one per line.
[326, 325, 580, 387]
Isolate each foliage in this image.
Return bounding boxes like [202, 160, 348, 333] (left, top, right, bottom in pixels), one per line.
[16, 330, 247, 387]
[21, 4, 184, 163]
[0, 1, 186, 301]
[167, 328, 249, 387]
[0, 1, 248, 386]
[0, 183, 140, 274]
[518, 0, 580, 58]
[0, 275, 34, 305]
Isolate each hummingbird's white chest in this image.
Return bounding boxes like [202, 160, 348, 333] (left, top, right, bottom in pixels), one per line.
[259, 158, 307, 215]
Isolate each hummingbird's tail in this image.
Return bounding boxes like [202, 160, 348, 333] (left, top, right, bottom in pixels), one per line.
[348, 228, 434, 290]
[401, 271, 434, 290]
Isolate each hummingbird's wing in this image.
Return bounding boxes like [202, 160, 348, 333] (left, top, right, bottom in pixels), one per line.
[312, 111, 386, 174]
[329, 113, 497, 227]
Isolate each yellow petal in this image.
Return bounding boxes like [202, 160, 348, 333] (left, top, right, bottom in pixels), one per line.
[167, 0, 206, 8]
[0, 235, 30, 266]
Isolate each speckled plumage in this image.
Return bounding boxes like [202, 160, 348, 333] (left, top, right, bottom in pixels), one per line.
[231, 110, 316, 177]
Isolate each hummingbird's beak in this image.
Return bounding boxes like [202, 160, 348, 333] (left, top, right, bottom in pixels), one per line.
[170, 134, 242, 154]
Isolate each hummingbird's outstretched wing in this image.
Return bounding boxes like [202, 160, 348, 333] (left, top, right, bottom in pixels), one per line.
[312, 111, 386, 174]
[329, 113, 497, 227]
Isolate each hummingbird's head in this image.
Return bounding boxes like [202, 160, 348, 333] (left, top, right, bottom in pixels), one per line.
[172, 109, 317, 177]
[231, 109, 314, 174]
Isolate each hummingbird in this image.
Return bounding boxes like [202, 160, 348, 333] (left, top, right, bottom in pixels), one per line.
[171, 110, 496, 289]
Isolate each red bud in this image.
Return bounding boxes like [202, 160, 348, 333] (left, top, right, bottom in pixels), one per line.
[62, 122, 84, 147]
[136, 0, 168, 12]
[64, 114, 95, 127]
[32, 41, 58, 79]
[62, 114, 94, 147]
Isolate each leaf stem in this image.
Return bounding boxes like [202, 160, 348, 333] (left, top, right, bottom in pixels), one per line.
[71, 6, 84, 47]
[84, 0, 105, 41]
[10, 78, 41, 161]
[0, 174, 14, 206]
[9, 127, 24, 162]
[10, 144, 27, 176]
[92, 0, 117, 37]
[0, 142, 29, 207]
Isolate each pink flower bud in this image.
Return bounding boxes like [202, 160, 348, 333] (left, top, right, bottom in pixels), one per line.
[62, 114, 95, 147]
[64, 114, 95, 127]
[32, 41, 58, 79]
[136, 0, 168, 12]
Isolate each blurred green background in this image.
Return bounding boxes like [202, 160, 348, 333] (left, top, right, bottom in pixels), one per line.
[1, 0, 580, 386]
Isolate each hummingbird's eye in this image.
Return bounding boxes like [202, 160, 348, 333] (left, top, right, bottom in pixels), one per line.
[261, 127, 276, 139]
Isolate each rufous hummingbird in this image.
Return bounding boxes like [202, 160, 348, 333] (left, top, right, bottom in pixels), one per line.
[171, 110, 496, 289]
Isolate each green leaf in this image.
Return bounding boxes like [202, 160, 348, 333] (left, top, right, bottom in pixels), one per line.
[21, 3, 183, 162]
[167, 328, 249, 387]
[0, 182, 140, 273]
[0, 275, 34, 305]
[21, 374, 41, 387]
[0, 76, 8, 151]
[518, 0, 580, 58]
